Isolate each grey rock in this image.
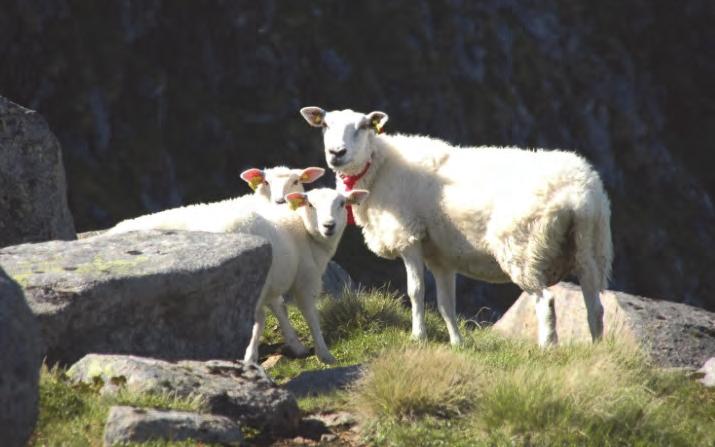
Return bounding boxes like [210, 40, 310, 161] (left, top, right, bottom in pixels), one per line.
[103, 406, 243, 446]
[322, 261, 355, 299]
[698, 357, 715, 387]
[305, 411, 357, 429]
[0, 268, 42, 447]
[285, 364, 363, 398]
[493, 282, 715, 368]
[0, 230, 270, 365]
[68, 354, 300, 434]
[0, 96, 75, 247]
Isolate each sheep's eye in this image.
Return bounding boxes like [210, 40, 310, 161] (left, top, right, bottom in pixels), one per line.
[339, 200, 346, 207]
[308, 202, 314, 208]
[292, 180, 299, 186]
[263, 181, 269, 185]
[358, 122, 369, 130]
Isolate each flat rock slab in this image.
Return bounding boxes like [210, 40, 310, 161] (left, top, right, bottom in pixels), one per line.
[68, 354, 299, 434]
[0, 96, 75, 246]
[493, 282, 715, 368]
[285, 365, 363, 398]
[0, 268, 42, 447]
[0, 230, 270, 365]
[103, 406, 242, 446]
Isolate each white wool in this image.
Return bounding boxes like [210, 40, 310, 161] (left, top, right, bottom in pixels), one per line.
[301, 107, 613, 347]
[106, 176, 360, 364]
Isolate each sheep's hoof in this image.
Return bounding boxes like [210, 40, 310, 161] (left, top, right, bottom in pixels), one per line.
[410, 332, 428, 343]
[317, 352, 337, 365]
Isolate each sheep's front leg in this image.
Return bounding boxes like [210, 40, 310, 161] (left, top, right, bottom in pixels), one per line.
[294, 288, 336, 364]
[268, 296, 309, 357]
[402, 244, 427, 342]
[244, 305, 266, 363]
[429, 264, 463, 346]
[534, 289, 558, 347]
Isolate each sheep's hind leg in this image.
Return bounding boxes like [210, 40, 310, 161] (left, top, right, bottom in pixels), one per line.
[402, 245, 427, 341]
[534, 289, 558, 347]
[244, 306, 266, 363]
[268, 296, 309, 357]
[294, 289, 336, 364]
[429, 264, 463, 346]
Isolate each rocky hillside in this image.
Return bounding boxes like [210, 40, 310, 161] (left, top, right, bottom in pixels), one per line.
[2, 0, 714, 311]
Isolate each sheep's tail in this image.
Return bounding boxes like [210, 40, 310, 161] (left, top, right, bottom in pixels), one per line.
[570, 175, 612, 292]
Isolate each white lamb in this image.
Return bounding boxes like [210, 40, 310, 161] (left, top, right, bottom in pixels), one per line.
[105, 184, 369, 364]
[240, 166, 325, 205]
[300, 107, 612, 347]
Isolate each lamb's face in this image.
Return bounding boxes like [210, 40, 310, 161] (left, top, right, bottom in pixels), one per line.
[240, 166, 324, 205]
[300, 107, 388, 175]
[286, 188, 370, 240]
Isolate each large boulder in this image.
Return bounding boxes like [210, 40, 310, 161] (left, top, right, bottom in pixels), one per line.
[0, 268, 42, 447]
[69, 354, 300, 434]
[0, 230, 270, 365]
[103, 406, 243, 446]
[0, 96, 75, 246]
[493, 282, 715, 368]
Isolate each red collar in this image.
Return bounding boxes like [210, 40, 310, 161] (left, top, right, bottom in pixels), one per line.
[338, 161, 371, 225]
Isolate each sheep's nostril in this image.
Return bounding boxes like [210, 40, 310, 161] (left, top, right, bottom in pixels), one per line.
[276, 198, 286, 204]
[329, 148, 347, 157]
[323, 222, 336, 230]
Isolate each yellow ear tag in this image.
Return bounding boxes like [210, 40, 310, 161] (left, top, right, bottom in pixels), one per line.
[299, 173, 309, 182]
[248, 176, 263, 191]
[372, 119, 384, 134]
[287, 195, 306, 210]
[313, 115, 323, 126]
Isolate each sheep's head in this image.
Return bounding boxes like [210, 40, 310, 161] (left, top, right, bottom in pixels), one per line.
[240, 166, 325, 205]
[300, 107, 388, 175]
[286, 188, 369, 240]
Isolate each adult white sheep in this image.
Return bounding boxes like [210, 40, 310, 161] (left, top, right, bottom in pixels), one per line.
[300, 107, 612, 347]
[105, 184, 369, 364]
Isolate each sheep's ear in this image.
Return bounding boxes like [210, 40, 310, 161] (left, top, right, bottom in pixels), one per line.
[346, 189, 370, 205]
[299, 167, 325, 183]
[365, 111, 389, 133]
[240, 168, 265, 191]
[286, 192, 308, 210]
[300, 106, 326, 127]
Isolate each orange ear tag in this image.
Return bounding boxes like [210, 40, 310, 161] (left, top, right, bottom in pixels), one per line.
[248, 176, 263, 191]
[287, 194, 306, 210]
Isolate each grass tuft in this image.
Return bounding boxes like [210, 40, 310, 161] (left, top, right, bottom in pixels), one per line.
[353, 345, 482, 421]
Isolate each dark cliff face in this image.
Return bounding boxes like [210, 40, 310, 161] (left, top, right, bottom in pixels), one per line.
[2, 1, 714, 311]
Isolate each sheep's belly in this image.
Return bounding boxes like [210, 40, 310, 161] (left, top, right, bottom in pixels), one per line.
[423, 239, 511, 283]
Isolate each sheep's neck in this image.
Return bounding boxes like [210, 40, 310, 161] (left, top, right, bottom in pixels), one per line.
[338, 161, 371, 225]
[305, 230, 340, 272]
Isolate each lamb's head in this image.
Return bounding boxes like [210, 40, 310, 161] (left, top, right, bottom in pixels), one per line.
[300, 107, 388, 175]
[286, 188, 369, 240]
[240, 166, 324, 205]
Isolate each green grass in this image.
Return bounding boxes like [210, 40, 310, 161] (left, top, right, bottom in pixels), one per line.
[34, 289, 715, 446]
[31, 365, 209, 447]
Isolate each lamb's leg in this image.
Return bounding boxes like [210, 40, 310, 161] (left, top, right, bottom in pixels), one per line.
[294, 289, 336, 364]
[244, 305, 266, 363]
[429, 264, 462, 345]
[402, 244, 427, 341]
[534, 289, 558, 347]
[268, 296, 309, 357]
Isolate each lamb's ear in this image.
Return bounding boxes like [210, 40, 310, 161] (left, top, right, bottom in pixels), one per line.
[365, 111, 389, 133]
[346, 189, 370, 205]
[299, 167, 325, 183]
[300, 107, 326, 127]
[240, 168, 265, 191]
[286, 192, 308, 210]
